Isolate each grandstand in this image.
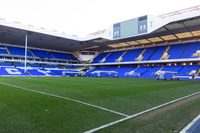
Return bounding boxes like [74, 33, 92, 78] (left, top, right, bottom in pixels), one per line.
[0, 4, 200, 133]
[0, 5, 200, 80]
[0, 6, 200, 79]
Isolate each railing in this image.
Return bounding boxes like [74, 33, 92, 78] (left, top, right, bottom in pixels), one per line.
[159, 5, 200, 18]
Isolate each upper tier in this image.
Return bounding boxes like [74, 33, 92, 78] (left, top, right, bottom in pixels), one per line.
[0, 45, 79, 62]
[92, 42, 200, 63]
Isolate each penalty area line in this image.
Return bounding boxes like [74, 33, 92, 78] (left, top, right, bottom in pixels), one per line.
[84, 91, 200, 133]
[0, 81, 128, 117]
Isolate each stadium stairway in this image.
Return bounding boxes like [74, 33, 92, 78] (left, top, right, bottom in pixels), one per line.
[121, 49, 143, 62]
[51, 54, 56, 59]
[6, 47, 11, 56]
[192, 50, 200, 58]
[159, 65, 183, 79]
[105, 51, 124, 63]
[175, 65, 199, 80]
[182, 42, 200, 58]
[167, 44, 186, 59]
[100, 52, 111, 63]
[135, 66, 150, 75]
[125, 66, 140, 77]
[29, 49, 36, 57]
[141, 66, 161, 78]
[142, 47, 157, 61]
[26, 70, 33, 76]
[149, 46, 166, 60]
[116, 51, 127, 62]
[50, 52, 56, 59]
[116, 66, 136, 77]
[92, 52, 108, 63]
[158, 66, 164, 71]
[160, 46, 170, 60]
[136, 49, 146, 61]
[195, 68, 200, 79]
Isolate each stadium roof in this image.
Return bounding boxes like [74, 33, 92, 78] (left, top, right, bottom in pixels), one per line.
[0, 5, 199, 52]
[0, 21, 105, 52]
[100, 16, 200, 51]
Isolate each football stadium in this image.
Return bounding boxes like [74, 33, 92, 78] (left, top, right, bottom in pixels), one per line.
[0, 3, 200, 133]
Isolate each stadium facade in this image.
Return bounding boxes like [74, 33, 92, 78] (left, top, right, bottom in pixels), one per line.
[0, 5, 200, 80]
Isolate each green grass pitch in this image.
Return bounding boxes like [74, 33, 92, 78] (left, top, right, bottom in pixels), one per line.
[0, 77, 199, 133]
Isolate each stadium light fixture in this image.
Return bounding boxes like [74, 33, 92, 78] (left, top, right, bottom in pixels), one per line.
[136, 39, 151, 44]
[148, 37, 163, 42]
[192, 30, 200, 36]
[109, 43, 129, 48]
[126, 41, 139, 45]
[160, 35, 177, 41]
[175, 32, 193, 39]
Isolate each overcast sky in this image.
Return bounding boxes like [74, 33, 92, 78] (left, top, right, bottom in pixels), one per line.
[0, 0, 199, 37]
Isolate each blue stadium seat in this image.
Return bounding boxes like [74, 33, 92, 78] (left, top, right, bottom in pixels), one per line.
[105, 51, 124, 63]
[51, 52, 69, 60]
[142, 47, 157, 61]
[167, 44, 185, 59]
[116, 66, 136, 77]
[121, 49, 143, 62]
[0, 46, 8, 55]
[149, 46, 166, 60]
[50, 70, 64, 76]
[182, 42, 200, 59]
[86, 67, 117, 77]
[135, 66, 149, 75]
[8, 46, 33, 57]
[161, 65, 183, 79]
[92, 52, 110, 63]
[31, 49, 52, 59]
[91, 43, 200, 63]
[0, 62, 12, 66]
[175, 65, 200, 79]
[141, 66, 161, 78]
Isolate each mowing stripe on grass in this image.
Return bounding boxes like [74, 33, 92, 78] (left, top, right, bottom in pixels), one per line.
[0, 81, 128, 117]
[84, 91, 200, 133]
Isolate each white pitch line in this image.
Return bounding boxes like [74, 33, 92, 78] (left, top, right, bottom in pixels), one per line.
[84, 91, 200, 133]
[0, 81, 128, 117]
[180, 114, 200, 133]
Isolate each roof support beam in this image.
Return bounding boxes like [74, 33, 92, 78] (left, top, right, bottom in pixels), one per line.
[163, 26, 179, 39]
[180, 22, 195, 37]
[24, 33, 28, 73]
